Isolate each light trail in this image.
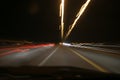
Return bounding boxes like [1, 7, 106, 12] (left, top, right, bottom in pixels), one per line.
[65, 0, 91, 40]
[59, 0, 65, 40]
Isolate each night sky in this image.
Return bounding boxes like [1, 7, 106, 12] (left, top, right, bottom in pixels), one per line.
[0, 0, 120, 43]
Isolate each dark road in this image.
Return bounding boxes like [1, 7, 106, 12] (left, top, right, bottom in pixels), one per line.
[0, 44, 120, 74]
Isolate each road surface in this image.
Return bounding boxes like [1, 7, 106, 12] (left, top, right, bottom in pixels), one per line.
[0, 44, 120, 74]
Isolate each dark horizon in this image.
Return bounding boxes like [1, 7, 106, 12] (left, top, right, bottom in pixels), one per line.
[0, 0, 119, 43]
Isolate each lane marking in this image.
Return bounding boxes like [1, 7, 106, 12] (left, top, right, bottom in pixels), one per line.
[68, 48, 109, 73]
[38, 47, 59, 66]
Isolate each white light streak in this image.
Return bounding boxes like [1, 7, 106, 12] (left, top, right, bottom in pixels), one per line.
[65, 0, 91, 40]
[59, 0, 65, 40]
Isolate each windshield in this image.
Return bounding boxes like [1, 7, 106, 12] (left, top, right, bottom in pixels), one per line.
[0, 0, 120, 74]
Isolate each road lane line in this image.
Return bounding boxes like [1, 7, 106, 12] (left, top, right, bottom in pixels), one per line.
[68, 48, 109, 73]
[38, 47, 59, 66]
